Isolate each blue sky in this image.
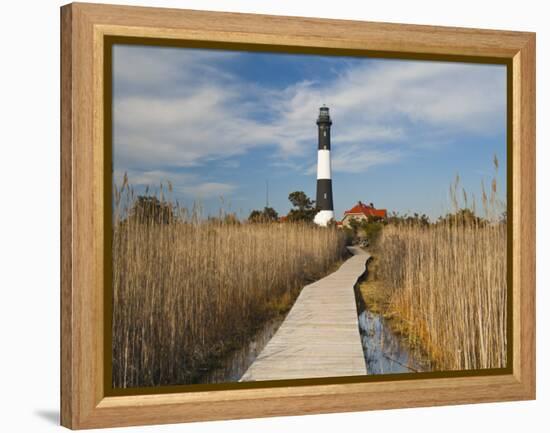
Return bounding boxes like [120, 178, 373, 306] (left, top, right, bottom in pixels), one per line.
[112, 44, 507, 221]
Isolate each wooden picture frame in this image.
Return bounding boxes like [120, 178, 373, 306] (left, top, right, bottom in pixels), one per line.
[60, 2, 536, 429]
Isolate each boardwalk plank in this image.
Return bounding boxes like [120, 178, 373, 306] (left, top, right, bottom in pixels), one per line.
[240, 246, 369, 381]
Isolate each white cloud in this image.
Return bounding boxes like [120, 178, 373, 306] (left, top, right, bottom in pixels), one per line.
[180, 182, 236, 198]
[113, 169, 196, 187]
[220, 159, 240, 169]
[113, 169, 195, 188]
[305, 145, 402, 175]
[113, 47, 281, 168]
[113, 45, 238, 90]
[267, 60, 505, 157]
[333, 146, 402, 174]
[113, 47, 506, 189]
[113, 169, 236, 201]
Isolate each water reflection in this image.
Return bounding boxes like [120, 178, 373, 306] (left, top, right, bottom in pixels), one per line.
[358, 309, 432, 374]
[197, 289, 433, 382]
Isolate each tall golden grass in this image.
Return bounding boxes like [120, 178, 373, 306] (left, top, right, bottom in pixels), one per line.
[374, 222, 507, 370]
[373, 161, 507, 371]
[112, 180, 347, 387]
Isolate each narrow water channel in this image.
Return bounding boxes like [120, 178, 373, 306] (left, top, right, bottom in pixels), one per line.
[354, 254, 432, 374]
[197, 253, 432, 383]
[357, 308, 432, 374]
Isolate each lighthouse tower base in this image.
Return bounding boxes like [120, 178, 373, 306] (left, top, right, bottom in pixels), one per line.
[314, 210, 335, 227]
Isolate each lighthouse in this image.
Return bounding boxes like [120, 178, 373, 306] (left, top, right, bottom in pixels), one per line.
[314, 106, 335, 226]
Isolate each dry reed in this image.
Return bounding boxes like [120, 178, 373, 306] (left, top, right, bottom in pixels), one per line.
[374, 222, 507, 370]
[373, 161, 507, 371]
[112, 180, 347, 387]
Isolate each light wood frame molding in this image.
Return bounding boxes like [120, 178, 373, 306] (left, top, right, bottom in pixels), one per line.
[60, 2, 536, 429]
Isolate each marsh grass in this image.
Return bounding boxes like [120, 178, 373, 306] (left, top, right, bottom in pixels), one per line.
[374, 222, 507, 370]
[112, 178, 347, 388]
[372, 159, 507, 371]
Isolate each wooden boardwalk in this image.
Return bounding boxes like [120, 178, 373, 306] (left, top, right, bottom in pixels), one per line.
[240, 246, 369, 381]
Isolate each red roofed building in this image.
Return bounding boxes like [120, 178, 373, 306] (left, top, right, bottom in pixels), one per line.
[341, 201, 387, 228]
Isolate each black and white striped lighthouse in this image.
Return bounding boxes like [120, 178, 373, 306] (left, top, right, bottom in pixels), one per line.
[314, 106, 335, 226]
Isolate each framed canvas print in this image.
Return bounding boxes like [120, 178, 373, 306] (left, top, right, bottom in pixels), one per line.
[60, 2, 536, 429]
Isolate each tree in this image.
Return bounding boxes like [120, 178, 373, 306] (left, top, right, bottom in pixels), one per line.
[387, 211, 429, 227]
[288, 191, 315, 211]
[359, 220, 384, 245]
[129, 195, 175, 225]
[248, 206, 279, 223]
[223, 213, 240, 225]
[437, 208, 484, 227]
[348, 218, 362, 234]
[262, 206, 279, 221]
[248, 209, 263, 223]
[287, 191, 316, 222]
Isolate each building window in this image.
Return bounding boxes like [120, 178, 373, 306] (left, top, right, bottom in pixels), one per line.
[324, 193, 327, 199]
[324, 131, 327, 136]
